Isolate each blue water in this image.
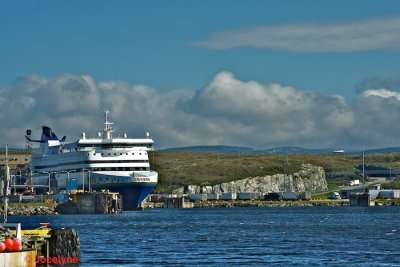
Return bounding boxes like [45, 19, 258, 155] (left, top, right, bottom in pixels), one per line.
[9, 207, 400, 266]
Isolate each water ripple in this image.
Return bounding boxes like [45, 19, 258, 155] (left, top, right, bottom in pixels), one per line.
[9, 207, 400, 266]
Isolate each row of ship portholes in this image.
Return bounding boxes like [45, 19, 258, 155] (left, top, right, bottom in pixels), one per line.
[94, 177, 133, 183]
[95, 177, 113, 183]
[88, 152, 147, 156]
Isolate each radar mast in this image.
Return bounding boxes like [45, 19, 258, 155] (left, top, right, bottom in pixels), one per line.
[103, 110, 114, 139]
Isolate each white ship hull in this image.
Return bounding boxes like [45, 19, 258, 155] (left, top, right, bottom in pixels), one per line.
[29, 112, 158, 209]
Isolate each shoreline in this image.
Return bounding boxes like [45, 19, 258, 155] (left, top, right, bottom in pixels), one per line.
[147, 199, 400, 208]
[0, 203, 58, 216]
[192, 201, 348, 208]
[2, 199, 400, 215]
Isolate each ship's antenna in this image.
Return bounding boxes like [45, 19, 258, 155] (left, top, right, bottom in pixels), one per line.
[103, 110, 114, 139]
[362, 142, 365, 192]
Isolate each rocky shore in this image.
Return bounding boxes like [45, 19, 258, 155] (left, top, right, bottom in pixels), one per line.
[2, 205, 58, 216]
[192, 200, 349, 208]
[146, 199, 352, 208]
[189, 200, 400, 208]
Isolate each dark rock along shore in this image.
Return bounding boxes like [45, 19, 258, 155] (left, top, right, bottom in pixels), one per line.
[1, 205, 57, 216]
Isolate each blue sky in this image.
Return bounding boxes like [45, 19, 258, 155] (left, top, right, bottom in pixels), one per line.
[2, 1, 400, 97]
[1, 1, 400, 149]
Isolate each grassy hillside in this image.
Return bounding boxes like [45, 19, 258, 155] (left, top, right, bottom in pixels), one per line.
[149, 151, 400, 193]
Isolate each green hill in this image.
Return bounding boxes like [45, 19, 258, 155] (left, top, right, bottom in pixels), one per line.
[149, 151, 400, 193]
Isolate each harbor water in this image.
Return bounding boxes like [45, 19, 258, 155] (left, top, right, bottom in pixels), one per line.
[9, 207, 400, 266]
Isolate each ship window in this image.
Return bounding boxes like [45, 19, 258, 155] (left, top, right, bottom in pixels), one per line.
[139, 153, 142, 155]
[126, 153, 128, 155]
[132, 153, 134, 155]
[108, 153, 110, 155]
[114, 153, 116, 155]
[101, 153, 104, 156]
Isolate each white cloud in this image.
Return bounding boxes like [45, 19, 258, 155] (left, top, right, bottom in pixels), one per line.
[362, 89, 400, 100]
[188, 72, 355, 147]
[197, 16, 400, 52]
[2, 72, 400, 150]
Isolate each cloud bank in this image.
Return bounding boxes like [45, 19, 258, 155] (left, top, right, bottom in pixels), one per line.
[197, 16, 400, 52]
[1, 72, 400, 150]
[356, 74, 400, 93]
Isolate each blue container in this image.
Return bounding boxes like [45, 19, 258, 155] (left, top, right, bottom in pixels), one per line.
[66, 178, 78, 193]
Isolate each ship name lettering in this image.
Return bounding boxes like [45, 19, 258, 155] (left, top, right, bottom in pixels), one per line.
[134, 177, 151, 182]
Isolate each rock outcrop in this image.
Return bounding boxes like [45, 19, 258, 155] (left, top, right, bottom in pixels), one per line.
[173, 163, 327, 194]
[4, 205, 57, 216]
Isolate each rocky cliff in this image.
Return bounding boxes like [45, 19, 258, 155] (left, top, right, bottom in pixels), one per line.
[173, 163, 327, 194]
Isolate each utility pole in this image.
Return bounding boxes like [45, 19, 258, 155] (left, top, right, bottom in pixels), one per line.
[3, 144, 9, 223]
[362, 144, 365, 193]
[284, 154, 290, 192]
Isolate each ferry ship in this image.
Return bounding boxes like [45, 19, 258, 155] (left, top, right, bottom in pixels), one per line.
[28, 111, 158, 210]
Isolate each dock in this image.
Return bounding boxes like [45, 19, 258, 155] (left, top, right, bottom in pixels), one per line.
[56, 191, 123, 214]
[349, 193, 373, 206]
[163, 195, 194, 208]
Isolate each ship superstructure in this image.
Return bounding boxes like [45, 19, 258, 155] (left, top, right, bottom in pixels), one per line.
[29, 111, 158, 210]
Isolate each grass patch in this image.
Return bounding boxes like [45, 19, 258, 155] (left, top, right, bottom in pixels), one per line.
[149, 151, 400, 193]
[381, 180, 400, 189]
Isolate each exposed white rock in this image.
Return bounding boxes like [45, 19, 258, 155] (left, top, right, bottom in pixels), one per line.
[173, 163, 327, 194]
